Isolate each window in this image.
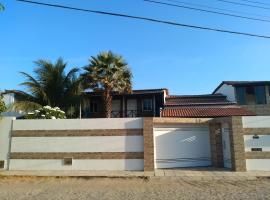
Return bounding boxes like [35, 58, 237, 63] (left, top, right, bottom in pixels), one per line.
[236, 85, 266, 105]
[143, 99, 152, 111]
[245, 86, 256, 105]
[255, 86, 266, 104]
[90, 102, 98, 113]
[236, 87, 246, 105]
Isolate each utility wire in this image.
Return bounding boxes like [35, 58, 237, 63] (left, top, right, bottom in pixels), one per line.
[239, 0, 270, 6]
[165, 0, 270, 19]
[217, 0, 270, 10]
[144, 0, 270, 23]
[16, 0, 270, 39]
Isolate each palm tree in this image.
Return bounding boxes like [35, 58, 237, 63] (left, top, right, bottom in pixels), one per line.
[11, 58, 81, 118]
[81, 51, 132, 118]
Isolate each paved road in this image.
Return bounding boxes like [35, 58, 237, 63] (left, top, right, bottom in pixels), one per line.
[0, 177, 269, 200]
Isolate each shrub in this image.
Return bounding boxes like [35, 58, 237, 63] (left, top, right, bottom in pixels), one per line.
[0, 95, 6, 114]
[26, 106, 66, 119]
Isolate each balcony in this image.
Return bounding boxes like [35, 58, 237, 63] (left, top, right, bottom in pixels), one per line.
[111, 110, 143, 118]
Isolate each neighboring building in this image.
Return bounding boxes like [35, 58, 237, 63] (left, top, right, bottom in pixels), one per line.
[0, 90, 23, 118]
[161, 94, 254, 118]
[213, 81, 270, 115]
[82, 89, 168, 118]
[2, 92, 16, 107]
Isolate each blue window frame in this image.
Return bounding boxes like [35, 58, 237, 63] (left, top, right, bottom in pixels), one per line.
[255, 86, 266, 104]
[143, 99, 152, 111]
[236, 87, 246, 105]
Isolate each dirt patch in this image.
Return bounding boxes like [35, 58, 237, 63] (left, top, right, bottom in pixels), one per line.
[0, 177, 269, 200]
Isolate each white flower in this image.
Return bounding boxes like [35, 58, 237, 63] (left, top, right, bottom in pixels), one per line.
[28, 112, 34, 115]
[35, 110, 40, 113]
[44, 105, 51, 109]
[51, 116, 56, 119]
[41, 114, 45, 117]
[54, 107, 60, 110]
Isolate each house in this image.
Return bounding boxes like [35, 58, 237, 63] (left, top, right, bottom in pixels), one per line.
[82, 89, 168, 118]
[213, 81, 270, 115]
[0, 90, 23, 118]
[160, 94, 255, 118]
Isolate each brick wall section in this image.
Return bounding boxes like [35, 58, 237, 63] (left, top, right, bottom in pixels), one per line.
[229, 117, 246, 172]
[12, 129, 143, 137]
[209, 123, 224, 168]
[245, 152, 270, 159]
[243, 128, 270, 135]
[143, 118, 154, 171]
[242, 104, 270, 116]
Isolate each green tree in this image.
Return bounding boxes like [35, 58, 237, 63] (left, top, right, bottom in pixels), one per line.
[11, 58, 81, 118]
[81, 51, 132, 118]
[0, 95, 6, 114]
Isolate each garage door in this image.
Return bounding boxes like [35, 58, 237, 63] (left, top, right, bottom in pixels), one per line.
[154, 125, 212, 169]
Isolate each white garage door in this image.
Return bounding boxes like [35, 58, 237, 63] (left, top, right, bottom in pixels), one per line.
[154, 125, 212, 169]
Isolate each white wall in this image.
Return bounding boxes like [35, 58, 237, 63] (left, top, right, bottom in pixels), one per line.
[0, 118, 13, 170]
[242, 116, 270, 171]
[244, 135, 270, 152]
[246, 159, 270, 171]
[214, 84, 236, 102]
[11, 136, 143, 153]
[242, 116, 270, 128]
[9, 118, 144, 171]
[9, 159, 144, 171]
[13, 118, 143, 130]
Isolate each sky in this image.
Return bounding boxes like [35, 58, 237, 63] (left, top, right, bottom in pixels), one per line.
[1, 0, 270, 95]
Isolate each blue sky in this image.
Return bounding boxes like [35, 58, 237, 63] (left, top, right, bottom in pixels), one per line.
[1, 0, 270, 95]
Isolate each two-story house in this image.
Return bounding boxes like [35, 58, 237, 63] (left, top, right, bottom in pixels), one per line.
[212, 81, 270, 115]
[82, 89, 168, 118]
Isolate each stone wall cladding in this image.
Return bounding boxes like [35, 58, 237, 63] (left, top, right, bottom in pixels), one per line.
[153, 117, 212, 124]
[209, 123, 223, 168]
[245, 152, 270, 159]
[143, 118, 154, 171]
[243, 128, 270, 135]
[242, 104, 270, 116]
[211, 117, 247, 171]
[12, 129, 143, 137]
[229, 117, 246, 172]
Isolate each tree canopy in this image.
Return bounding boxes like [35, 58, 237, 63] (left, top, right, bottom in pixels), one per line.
[81, 51, 132, 117]
[12, 58, 81, 117]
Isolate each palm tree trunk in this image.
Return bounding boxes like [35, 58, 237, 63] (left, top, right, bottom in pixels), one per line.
[102, 89, 112, 118]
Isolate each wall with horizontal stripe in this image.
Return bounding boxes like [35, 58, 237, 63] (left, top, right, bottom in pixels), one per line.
[242, 116, 270, 171]
[8, 118, 144, 171]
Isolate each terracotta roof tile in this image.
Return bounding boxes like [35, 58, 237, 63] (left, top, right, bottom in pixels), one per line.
[161, 107, 255, 118]
[165, 94, 235, 106]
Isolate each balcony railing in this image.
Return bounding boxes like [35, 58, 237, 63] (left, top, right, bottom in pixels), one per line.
[111, 110, 143, 118]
